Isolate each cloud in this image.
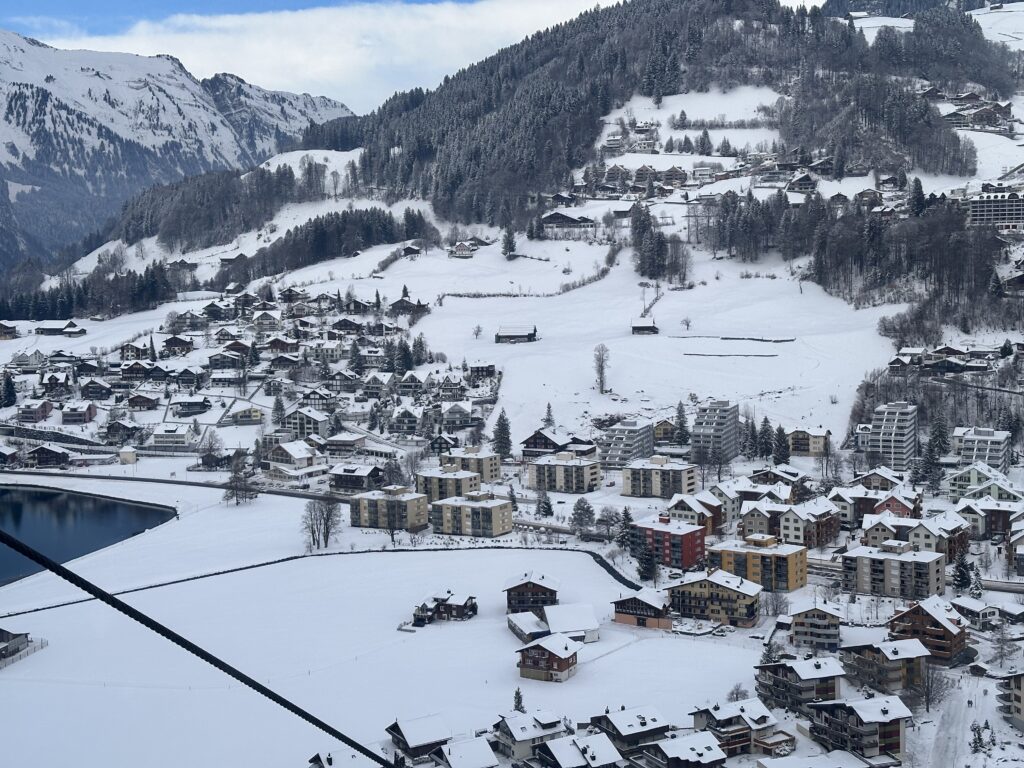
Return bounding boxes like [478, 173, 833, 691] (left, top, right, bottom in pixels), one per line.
[40, 0, 603, 113]
[6, 16, 87, 39]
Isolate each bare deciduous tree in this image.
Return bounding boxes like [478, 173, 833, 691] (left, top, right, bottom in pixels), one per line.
[594, 343, 610, 393]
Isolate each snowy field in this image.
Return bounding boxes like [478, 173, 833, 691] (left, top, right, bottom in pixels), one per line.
[972, 5, 1024, 51]
[1, 546, 767, 768]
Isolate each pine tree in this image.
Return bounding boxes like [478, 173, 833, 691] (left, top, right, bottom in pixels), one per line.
[638, 546, 658, 581]
[571, 497, 595, 533]
[953, 551, 972, 591]
[513, 687, 525, 714]
[674, 401, 690, 445]
[493, 409, 512, 458]
[148, 335, 157, 362]
[757, 417, 774, 458]
[508, 485, 519, 512]
[502, 227, 517, 257]
[272, 395, 285, 425]
[536, 488, 554, 517]
[1, 371, 15, 407]
[969, 566, 984, 599]
[910, 177, 926, 216]
[617, 509, 634, 552]
[929, 414, 950, 456]
[542, 403, 555, 429]
[760, 640, 783, 665]
[772, 425, 791, 466]
[349, 340, 365, 375]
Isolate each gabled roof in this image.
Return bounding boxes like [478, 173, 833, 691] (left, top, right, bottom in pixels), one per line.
[602, 705, 667, 737]
[691, 697, 776, 730]
[494, 710, 564, 742]
[613, 588, 669, 611]
[645, 733, 725, 765]
[894, 595, 967, 636]
[543, 603, 598, 635]
[434, 737, 498, 768]
[390, 714, 451, 749]
[504, 571, 560, 592]
[518, 632, 583, 659]
[810, 696, 912, 723]
[541, 733, 620, 768]
[671, 569, 762, 597]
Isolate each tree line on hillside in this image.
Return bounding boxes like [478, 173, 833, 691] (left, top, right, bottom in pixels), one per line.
[209, 207, 435, 290]
[0, 261, 174, 321]
[302, 0, 1014, 226]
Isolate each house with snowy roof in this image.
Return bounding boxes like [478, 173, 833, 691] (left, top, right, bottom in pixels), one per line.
[430, 737, 498, 768]
[611, 589, 672, 630]
[587, 705, 670, 754]
[665, 569, 762, 627]
[755, 657, 846, 715]
[955, 495, 1024, 538]
[491, 710, 567, 760]
[542, 603, 599, 643]
[635, 732, 725, 768]
[888, 596, 968, 664]
[689, 697, 793, 758]
[840, 638, 929, 693]
[386, 714, 452, 762]
[517, 633, 583, 683]
[947, 461, 1010, 501]
[807, 696, 911, 759]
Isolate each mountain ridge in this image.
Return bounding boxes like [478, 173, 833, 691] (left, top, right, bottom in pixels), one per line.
[0, 27, 354, 270]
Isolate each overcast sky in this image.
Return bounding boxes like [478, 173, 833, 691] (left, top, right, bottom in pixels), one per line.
[5, 1, 604, 113]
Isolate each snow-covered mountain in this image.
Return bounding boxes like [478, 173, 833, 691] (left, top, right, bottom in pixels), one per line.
[0, 29, 353, 264]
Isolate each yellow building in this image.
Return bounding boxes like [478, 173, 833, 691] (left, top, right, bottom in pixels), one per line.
[430, 491, 514, 537]
[440, 446, 502, 483]
[707, 534, 808, 592]
[351, 485, 429, 532]
[622, 455, 697, 499]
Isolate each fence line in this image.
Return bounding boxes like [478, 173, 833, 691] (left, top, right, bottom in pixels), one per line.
[0, 638, 48, 670]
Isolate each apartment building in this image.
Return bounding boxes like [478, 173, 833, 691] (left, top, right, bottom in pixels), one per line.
[807, 697, 911, 759]
[755, 657, 846, 716]
[666, 569, 762, 627]
[789, 602, 843, 652]
[622, 455, 697, 499]
[429, 491, 513, 537]
[948, 462, 1010, 501]
[350, 485, 429, 532]
[952, 427, 1011, 474]
[867, 402, 918, 472]
[415, 465, 482, 502]
[440, 446, 501, 483]
[598, 419, 655, 469]
[707, 534, 808, 592]
[842, 541, 946, 599]
[631, 515, 706, 571]
[888, 596, 969, 664]
[528, 452, 601, 494]
[691, 400, 740, 462]
[999, 672, 1024, 731]
[841, 639, 930, 693]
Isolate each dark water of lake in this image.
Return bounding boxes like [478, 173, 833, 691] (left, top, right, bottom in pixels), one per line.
[0, 487, 174, 586]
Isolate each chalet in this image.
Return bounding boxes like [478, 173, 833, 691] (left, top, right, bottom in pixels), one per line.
[631, 317, 659, 335]
[386, 715, 452, 762]
[0, 445, 19, 466]
[852, 467, 903, 492]
[326, 369, 361, 394]
[329, 464, 383, 493]
[787, 172, 817, 195]
[0, 321, 18, 339]
[170, 310, 207, 332]
[119, 360, 152, 381]
[343, 297, 374, 315]
[362, 371, 394, 399]
[251, 310, 283, 335]
[364, 319, 399, 337]
[325, 431, 366, 459]
[270, 353, 301, 370]
[41, 371, 70, 396]
[230, 406, 264, 426]
[390, 297, 425, 315]
[540, 212, 596, 233]
[75, 359, 102, 377]
[635, 734, 725, 768]
[398, 370, 432, 396]
[440, 401, 476, 431]
[841, 639, 930, 693]
[950, 596, 1000, 631]
[207, 351, 243, 370]
[430, 433, 460, 455]
[176, 367, 206, 389]
[26, 443, 72, 468]
[300, 388, 335, 413]
[888, 596, 968, 664]
[611, 588, 672, 630]
[429, 737, 497, 768]
[17, 399, 52, 423]
[126, 392, 160, 411]
[521, 428, 597, 459]
[163, 336, 194, 356]
[10, 350, 46, 373]
[517, 633, 582, 683]
[689, 698, 793, 758]
[61, 400, 96, 425]
[436, 373, 466, 401]
[120, 341, 149, 361]
[807, 696, 911, 759]
[223, 339, 253, 357]
[955, 495, 1024, 538]
[266, 335, 300, 355]
[755, 658, 846, 716]
[468, 361, 496, 382]
[203, 301, 235, 322]
[105, 420, 143, 445]
[412, 590, 478, 625]
[491, 711, 568, 760]
[505, 571, 559, 616]
[495, 325, 538, 344]
[392, 404, 425, 435]
[449, 241, 478, 258]
[277, 286, 308, 304]
[588, 706, 670, 755]
[855, 189, 883, 208]
[662, 166, 688, 187]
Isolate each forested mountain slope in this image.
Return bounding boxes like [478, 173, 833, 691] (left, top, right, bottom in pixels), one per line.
[0, 29, 352, 269]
